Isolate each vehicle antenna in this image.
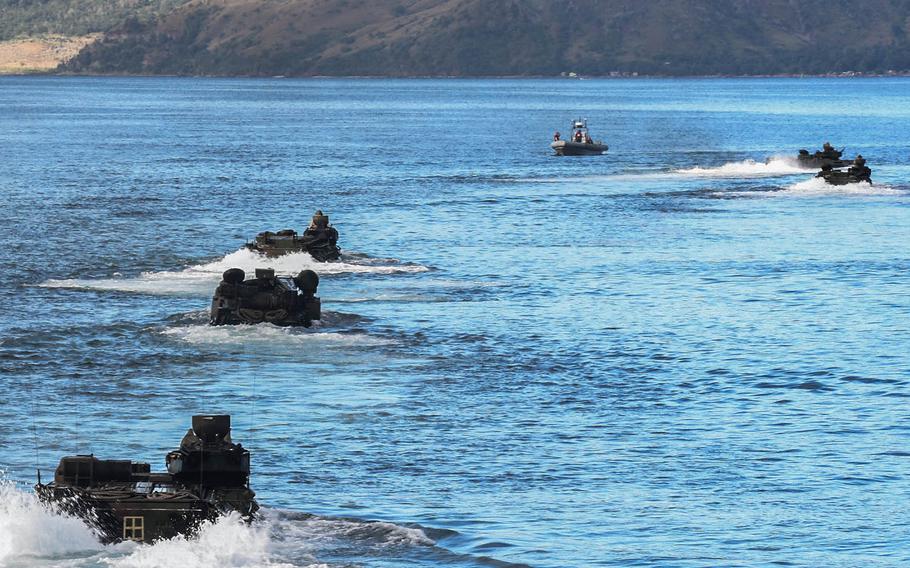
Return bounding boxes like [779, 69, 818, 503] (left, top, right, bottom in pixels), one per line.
[29, 390, 40, 483]
[248, 371, 256, 451]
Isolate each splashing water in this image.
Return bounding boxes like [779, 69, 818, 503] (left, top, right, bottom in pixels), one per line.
[0, 481, 435, 568]
[782, 177, 902, 196]
[0, 483, 329, 568]
[0, 480, 103, 565]
[39, 249, 430, 296]
[674, 157, 806, 177]
[106, 513, 297, 568]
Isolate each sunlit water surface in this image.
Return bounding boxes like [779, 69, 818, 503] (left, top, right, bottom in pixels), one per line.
[1, 77, 909, 567]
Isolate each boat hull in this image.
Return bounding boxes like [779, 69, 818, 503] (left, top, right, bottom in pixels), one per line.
[551, 140, 608, 156]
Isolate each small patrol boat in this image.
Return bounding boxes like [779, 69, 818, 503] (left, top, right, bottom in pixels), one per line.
[210, 267, 321, 327]
[550, 119, 608, 156]
[35, 415, 258, 544]
[796, 143, 851, 169]
[245, 210, 341, 262]
[816, 155, 872, 185]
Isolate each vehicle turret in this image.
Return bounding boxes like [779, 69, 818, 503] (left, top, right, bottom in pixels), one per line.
[166, 415, 250, 487]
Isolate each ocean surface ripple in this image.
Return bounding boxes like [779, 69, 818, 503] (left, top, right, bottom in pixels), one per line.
[1, 77, 909, 567]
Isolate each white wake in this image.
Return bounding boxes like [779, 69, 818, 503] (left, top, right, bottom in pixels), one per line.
[161, 323, 394, 348]
[782, 177, 902, 196]
[674, 157, 806, 178]
[40, 248, 429, 296]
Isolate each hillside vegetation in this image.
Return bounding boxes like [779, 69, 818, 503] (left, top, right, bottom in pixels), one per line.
[6, 0, 910, 76]
[0, 0, 189, 40]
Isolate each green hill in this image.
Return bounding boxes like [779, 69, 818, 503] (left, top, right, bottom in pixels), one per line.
[6, 0, 910, 76]
[0, 0, 189, 41]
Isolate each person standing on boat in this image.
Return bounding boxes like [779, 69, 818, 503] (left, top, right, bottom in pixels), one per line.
[553, 131, 561, 141]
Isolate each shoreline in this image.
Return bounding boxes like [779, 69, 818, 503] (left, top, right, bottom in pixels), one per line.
[4, 70, 910, 80]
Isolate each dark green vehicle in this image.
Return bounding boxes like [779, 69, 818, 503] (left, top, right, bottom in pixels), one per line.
[210, 267, 321, 327]
[796, 142, 852, 168]
[816, 155, 873, 185]
[245, 210, 341, 262]
[35, 415, 258, 544]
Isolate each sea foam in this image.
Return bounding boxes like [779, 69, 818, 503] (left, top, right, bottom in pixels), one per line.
[161, 324, 394, 348]
[106, 512, 296, 568]
[674, 157, 806, 177]
[782, 177, 902, 196]
[0, 482, 320, 568]
[0, 480, 102, 565]
[39, 248, 429, 296]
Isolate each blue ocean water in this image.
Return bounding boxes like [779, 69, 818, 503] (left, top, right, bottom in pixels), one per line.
[1, 76, 909, 567]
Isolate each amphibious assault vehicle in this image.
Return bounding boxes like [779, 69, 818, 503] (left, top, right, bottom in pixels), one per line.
[816, 155, 873, 185]
[35, 415, 258, 544]
[551, 119, 608, 156]
[796, 143, 851, 169]
[245, 210, 341, 262]
[210, 267, 321, 327]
